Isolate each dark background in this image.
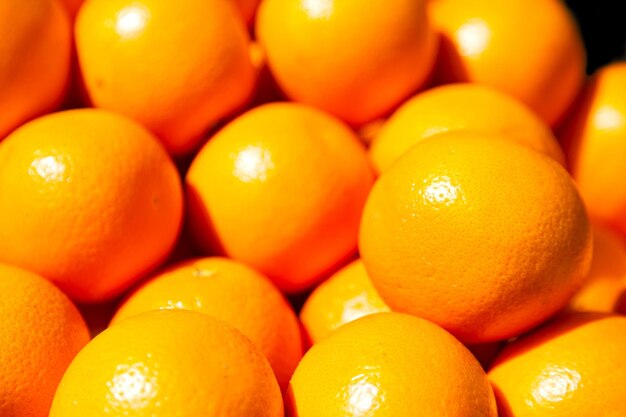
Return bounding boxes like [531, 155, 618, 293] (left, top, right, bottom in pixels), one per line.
[565, 0, 626, 73]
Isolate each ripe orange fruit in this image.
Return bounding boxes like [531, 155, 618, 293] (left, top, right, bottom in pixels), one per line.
[430, 0, 585, 127]
[75, 0, 257, 155]
[111, 256, 303, 391]
[186, 102, 374, 292]
[369, 83, 565, 173]
[489, 312, 626, 416]
[0, 262, 90, 417]
[255, 0, 438, 126]
[569, 224, 626, 312]
[0, 0, 71, 139]
[359, 133, 592, 343]
[287, 312, 497, 417]
[50, 310, 283, 416]
[561, 62, 626, 236]
[300, 259, 389, 344]
[0, 109, 183, 302]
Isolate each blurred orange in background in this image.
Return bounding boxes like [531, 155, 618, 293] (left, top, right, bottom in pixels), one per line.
[569, 224, 626, 313]
[75, 0, 258, 155]
[369, 83, 565, 174]
[0, 0, 71, 140]
[256, 0, 438, 126]
[561, 62, 626, 238]
[430, 0, 585, 127]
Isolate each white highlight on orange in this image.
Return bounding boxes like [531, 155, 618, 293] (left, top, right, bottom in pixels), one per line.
[457, 18, 491, 57]
[115, 5, 150, 39]
[301, 0, 334, 19]
[233, 145, 275, 182]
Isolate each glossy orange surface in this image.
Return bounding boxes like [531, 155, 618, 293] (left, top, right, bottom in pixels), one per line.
[111, 257, 303, 391]
[0, 109, 183, 302]
[300, 259, 389, 344]
[360, 133, 592, 343]
[75, 0, 257, 154]
[287, 312, 497, 417]
[369, 83, 565, 174]
[256, 0, 438, 126]
[186, 102, 374, 292]
[561, 62, 626, 237]
[431, 0, 585, 127]
[50, 310, 283, 416]
[489, 312, 626, 416]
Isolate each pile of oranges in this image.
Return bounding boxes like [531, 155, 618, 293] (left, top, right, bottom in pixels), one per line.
[1, 0, 626, 415]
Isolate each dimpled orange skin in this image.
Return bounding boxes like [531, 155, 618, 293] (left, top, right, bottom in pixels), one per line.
[110, 257, 303, 391]
[359, 133, 593, 344]
[369, 83, 566, 174]
[0, 0, 70, 139]
[300, 259, 390, 345]
[561, 63, 626, 236]
[186, 102, 374, 293]
[430, 0, 585, 127]
[287, 312, 497, 417]
[0, 262, 90, 417]
[489, 312, 626, 417]
[569, 224, 626, 312]
[0, 109, 183, 302]
[75, 0, 257, 155]
[255, 0, 438, 127]
[50, 310, 283, 417]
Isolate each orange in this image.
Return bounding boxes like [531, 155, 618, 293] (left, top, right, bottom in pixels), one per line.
[111, 256, 303, 391]
[300, 259, 390, 344]
[50, 310, 283, 416]
[0, 109, 183, 302]
[75, 0, 257, 155]
[0, 0, 71, 139]
[561, 62, 626, 236]
[489, 312, 626, 416]
[255, 0, 438, 126]
[359, 133, 592, 343]
[430, 0, 585, 127]
[369, 83, 565, 173]
[186, 102, 374, 292]
[0, 262, 90, 417]
[286, 312, 497, 417]
[569, 224, 626, 312]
